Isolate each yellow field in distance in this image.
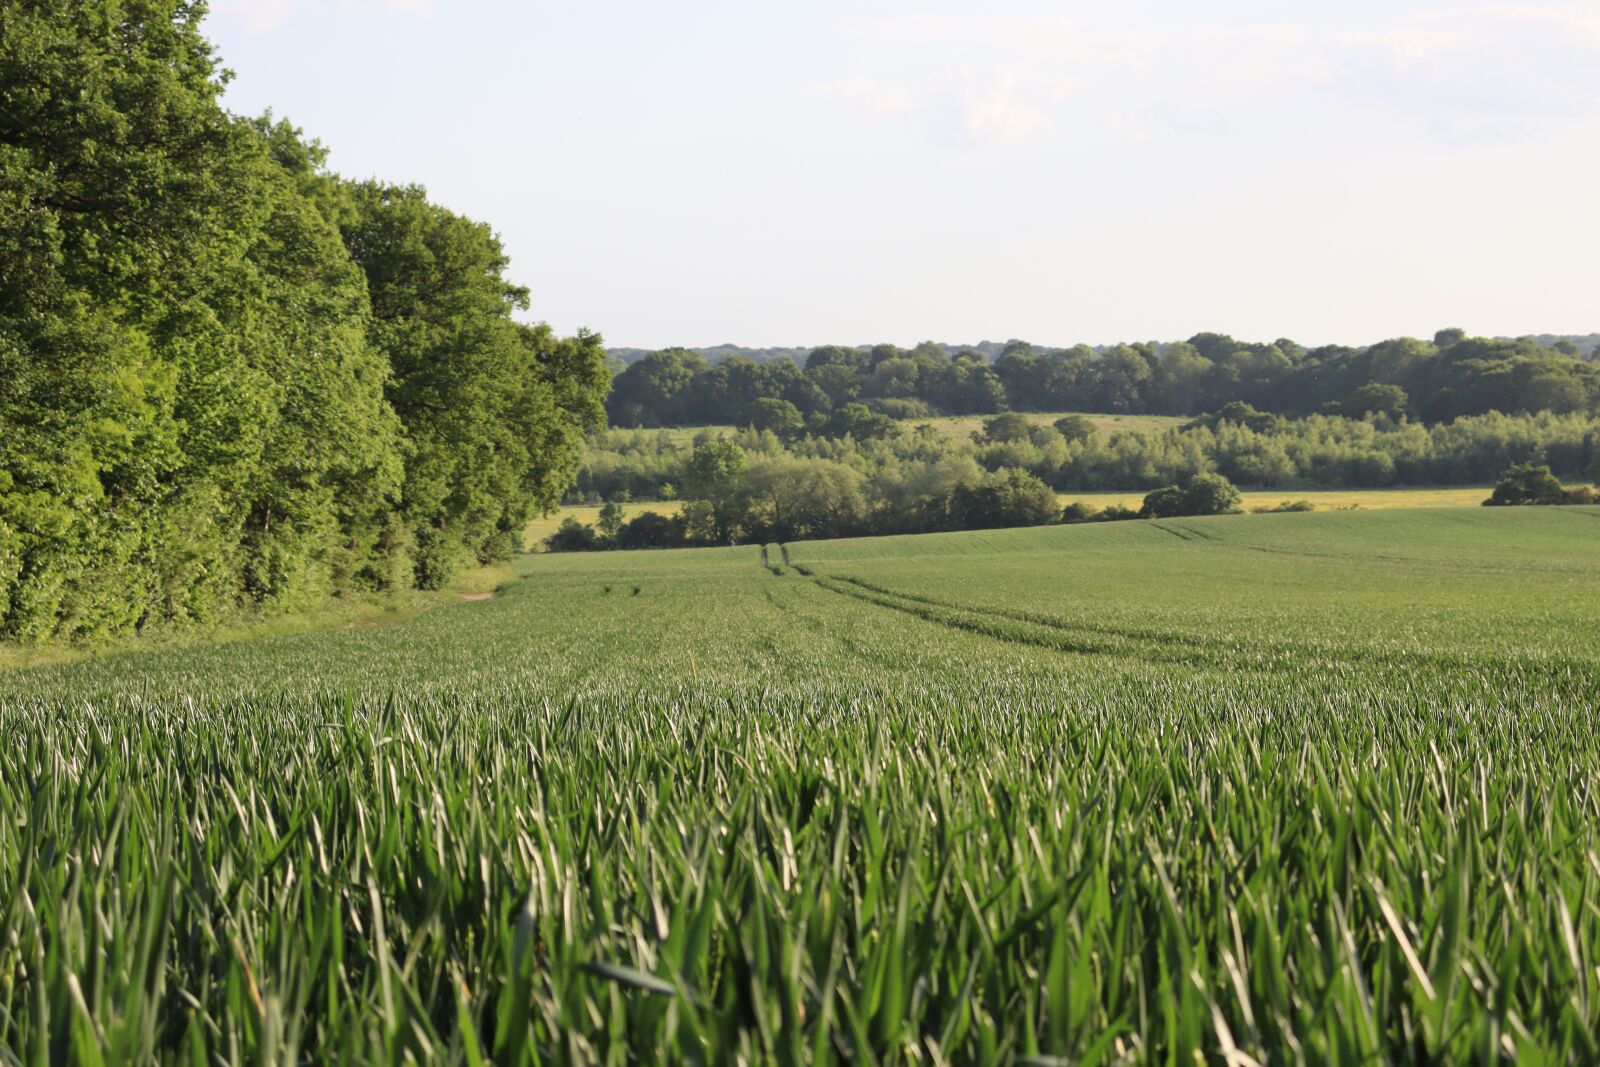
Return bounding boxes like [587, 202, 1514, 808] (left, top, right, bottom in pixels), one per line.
[1059, 486, 1493, 513]
[523, 486, 1497, 549]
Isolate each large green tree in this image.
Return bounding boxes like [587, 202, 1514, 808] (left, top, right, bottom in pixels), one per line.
[341, 183, 605, 587]
[1, 1, 606, 637]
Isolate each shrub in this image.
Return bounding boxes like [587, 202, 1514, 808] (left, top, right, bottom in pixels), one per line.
[616, 511, 688, 549]
[1563, 485, 1599, 505]
[945, 469, 1060, 531]
[978, 413, 1034, 444]
[1253, 500, 1316, 514]
[1484, 463, 1568, 506]
[544, 517, 599, 552]
[1140, 485, 1189, 519]
[1052, 415, 1097, 444]
[1060, 501, 1099, 524]
[1143, 472, 1243, 518]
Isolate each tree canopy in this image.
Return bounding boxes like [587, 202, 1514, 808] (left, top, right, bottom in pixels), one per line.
[604, 334, 1600, 430]
[0, 0, 606, 639]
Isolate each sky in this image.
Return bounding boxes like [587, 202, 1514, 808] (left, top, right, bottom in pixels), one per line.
[207, 0, 1600, 350]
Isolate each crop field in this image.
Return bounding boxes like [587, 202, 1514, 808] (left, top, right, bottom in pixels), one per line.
[3, 508, 1599, 1062]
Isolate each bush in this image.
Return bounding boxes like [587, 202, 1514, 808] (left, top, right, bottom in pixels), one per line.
[615, 511, 688, 549]
[1143, 472, 1242, 518]
[871, 398, 933, 421]
[945, 469, 1060, 531]
[543, 517, 599, 552]
[1060, 501, 1099, 524]
[1252, 500, 1316, 514]
[978, 413, 1034, 444]
[1052, 415, 1097, 444]
[1562, 485, 1598, 505]
[1484, 463, 1568, 506]
[1140, 485, 1189, 519]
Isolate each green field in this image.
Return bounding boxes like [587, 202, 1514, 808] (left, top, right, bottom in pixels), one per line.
[4, 508, 1599, 1062]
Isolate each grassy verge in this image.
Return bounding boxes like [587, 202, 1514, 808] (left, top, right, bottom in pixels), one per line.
[0, 560, 521, 673]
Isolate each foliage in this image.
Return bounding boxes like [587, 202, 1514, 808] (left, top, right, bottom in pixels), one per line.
[944, 468, 1061, 531]
[615, 510, 689, 550]
[682, 439, 749, 545]
[1483, 462, 1569, 506]
[0, 1, 604, 637]
[575, 410, 1600, 512]
[1142, 473, 1243, 518]
[743, 396, 805, 438]
[543, 515, 600, 551]
[606, 332, 1600, 428]
[4, 509, 1600, 1061]
[1052, 414, 1097, 443]
[1344, 382, 1409, 418]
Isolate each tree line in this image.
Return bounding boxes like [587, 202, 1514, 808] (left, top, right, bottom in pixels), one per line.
[606, 332, 1600, 429]
[574, 408, 1600, 505]
[550, 410, 1600, 550]
[0, 1, 606, 641]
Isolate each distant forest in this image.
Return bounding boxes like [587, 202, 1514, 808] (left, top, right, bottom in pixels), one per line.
[606, 332, 1600, 429]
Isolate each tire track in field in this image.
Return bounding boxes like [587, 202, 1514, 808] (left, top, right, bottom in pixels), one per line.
[808, 575, 1214, 668]
[799, 567, 1600, 689]
[830, 575, 1211, 652]
[758, 549, 938, 674]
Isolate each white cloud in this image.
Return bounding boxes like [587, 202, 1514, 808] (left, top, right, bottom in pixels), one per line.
[958, 67, 1063, 143]
[824, 4, 1600, 146]
[819, 76, 915, 118]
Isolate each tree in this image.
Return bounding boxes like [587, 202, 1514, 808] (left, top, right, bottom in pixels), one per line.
[1182, 472, 1243, 516]
[0, 0, 605, 640]
[1484, 463, 1567, 506]
[1140, 485, 1190, 519]
[945, 469, 1060, 531]
[1434, 327, 1467, 348]
[829, 403, 898, 442]
[342, 183, 606, 587]
[682, 439, 749, 543]
[543, 516, 598, 552]
[597, 502, 625, 541]
[1151, 343, 1214, 414]
[744, 397, 804, 438]
[978, 413, 1034, 444]
[1344, 383, 1410, 419]
[1053, 415, 1097, 444]
[616, 511, 686, 549]
[0, 6, 412, 634]
[1142, 473, 1242, 518]
[605, 348, 709, 426]
[744, 457, 866, 541]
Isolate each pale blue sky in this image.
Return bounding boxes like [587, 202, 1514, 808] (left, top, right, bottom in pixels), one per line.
[209, 1, 1600, 349]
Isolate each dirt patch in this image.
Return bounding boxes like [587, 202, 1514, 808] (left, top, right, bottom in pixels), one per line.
[459, 592, 495, 602]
